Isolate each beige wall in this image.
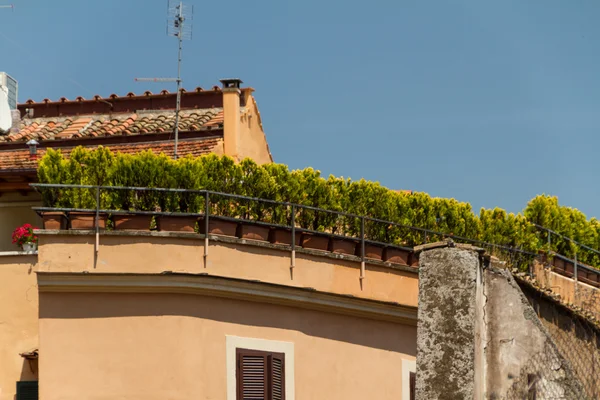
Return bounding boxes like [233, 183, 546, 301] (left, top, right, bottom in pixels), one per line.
[38, 233, 418, 307]
[0, 255, 38, 400]
[0, 194, 42, 252]
[39, 291, 416, 400]
[532, 261, 600, 319]
[238, 92, 273, 164]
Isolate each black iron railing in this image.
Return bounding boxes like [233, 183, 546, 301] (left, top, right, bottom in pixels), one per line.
[30, 183, 590, 276]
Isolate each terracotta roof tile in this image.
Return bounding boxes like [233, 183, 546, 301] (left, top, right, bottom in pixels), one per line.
[0, 108, 222, 144]
[0, 138, 223, 172]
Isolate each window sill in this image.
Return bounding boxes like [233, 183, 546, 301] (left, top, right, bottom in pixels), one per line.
[0, 251, 38, 257]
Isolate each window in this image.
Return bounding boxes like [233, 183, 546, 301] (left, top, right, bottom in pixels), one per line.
[16, 381, 38, 400]
[402, 359, 416, 400]
[236, 348, 285, 400]
[226, 336, 294, 400]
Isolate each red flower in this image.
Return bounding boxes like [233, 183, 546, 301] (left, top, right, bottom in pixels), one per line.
[11, 223, 38, 247]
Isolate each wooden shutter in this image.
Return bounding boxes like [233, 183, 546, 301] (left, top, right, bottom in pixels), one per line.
[237, 348, 285, 400]
[16, 381, 38, 400]
[409, 372, 416, 400]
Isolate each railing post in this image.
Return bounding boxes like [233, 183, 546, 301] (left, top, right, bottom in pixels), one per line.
[204, 192, 209, 266]
[574, 251, 578, 304]
[95, 186, 100, 256]
[291, 204, 296, 276]
[360, 216, 365, 285]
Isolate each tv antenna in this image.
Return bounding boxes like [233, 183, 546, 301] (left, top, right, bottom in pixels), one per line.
[135, 0, 193, 159]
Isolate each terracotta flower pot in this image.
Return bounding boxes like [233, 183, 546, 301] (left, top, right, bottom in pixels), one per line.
[553, 257, 566, 272]
[358, 243, 384, 261]
[301, 233, 330, 252]
[330, 238, 358, 255]
[70, 212, 107, 230]
[158, 215, 198, 233]
[409, 252, 420, 267]
[383, 247, 411, 265]
[200, 219, 238, 237]
[113, 214, 152, 231]
[238, 224, 270, 242]
[41, 212, 67, 230]
[269, 228, 302, 246]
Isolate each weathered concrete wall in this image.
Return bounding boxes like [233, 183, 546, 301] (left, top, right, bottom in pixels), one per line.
[519, 279, 600, 398]
[416, 244, 585, 399]
[485, 267, 584, 399]
[416, 245, 479, 399]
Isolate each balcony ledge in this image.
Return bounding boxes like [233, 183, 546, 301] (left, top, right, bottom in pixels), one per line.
[36, 229, 419, 275]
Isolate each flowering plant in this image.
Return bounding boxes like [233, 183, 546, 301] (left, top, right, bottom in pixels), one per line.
[12, 223, 38, 246]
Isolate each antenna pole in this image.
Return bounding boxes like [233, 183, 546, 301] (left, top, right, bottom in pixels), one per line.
[173, 1, 184, 160]
[133, 0, 193, 160]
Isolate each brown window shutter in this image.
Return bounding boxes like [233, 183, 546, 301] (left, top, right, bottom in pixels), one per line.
[269, 353, 285, 400]
[409, 372, 416, 400]
[237, 348, 285, 400]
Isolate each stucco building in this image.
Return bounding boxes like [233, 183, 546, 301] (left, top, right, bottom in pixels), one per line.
[1, 79, 598, 400]
[0, 80, 421, 400]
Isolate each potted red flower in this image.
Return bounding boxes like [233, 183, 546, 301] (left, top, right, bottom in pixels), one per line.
[12, 223, 38, 253]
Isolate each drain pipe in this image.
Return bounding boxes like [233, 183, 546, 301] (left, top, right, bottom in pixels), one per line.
[204, 192, 209, 267]
[290, 204, 296, 278]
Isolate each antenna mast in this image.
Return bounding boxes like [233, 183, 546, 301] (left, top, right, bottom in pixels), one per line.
[135, 0, 193, 159]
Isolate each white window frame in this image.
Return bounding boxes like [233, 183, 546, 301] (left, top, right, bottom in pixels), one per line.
[402, 358, 416, 400]
[226, 335, 295, 400]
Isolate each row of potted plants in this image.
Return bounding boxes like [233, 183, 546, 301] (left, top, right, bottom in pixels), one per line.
[35, 146, 600, 271]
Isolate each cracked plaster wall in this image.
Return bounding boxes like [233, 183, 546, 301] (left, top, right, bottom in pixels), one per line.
[416, 245, 584, 399]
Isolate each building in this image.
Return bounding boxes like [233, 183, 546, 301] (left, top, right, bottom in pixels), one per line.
[0, 79, 272, 251]
[0, 80, 599, 399]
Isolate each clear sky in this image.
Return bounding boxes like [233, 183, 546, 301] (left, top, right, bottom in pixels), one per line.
[1, 1, 598, 217]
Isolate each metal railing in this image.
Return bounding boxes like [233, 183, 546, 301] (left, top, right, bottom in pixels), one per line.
[29, 183, 552, 273]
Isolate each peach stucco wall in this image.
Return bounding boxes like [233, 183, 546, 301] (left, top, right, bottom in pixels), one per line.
[0, 255, 38, 400]
[39, 291, 416, 400]
[38, 233, 418, 307]
[238, 93, 273, 164]
[532, 261, 600, 318]
[0, 194, 42, 251]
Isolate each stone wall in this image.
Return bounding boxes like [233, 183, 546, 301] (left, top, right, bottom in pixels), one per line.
[415, 242, 586, 399]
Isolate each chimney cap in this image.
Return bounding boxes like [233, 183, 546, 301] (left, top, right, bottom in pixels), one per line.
[220, 79, 243, 89]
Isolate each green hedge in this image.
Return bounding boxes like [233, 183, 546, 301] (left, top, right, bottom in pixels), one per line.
[37, 146, 600, 270]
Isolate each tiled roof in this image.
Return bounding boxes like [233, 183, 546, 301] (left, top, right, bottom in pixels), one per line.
[1, 109, 224, 143]
[0, 137, 222, 172]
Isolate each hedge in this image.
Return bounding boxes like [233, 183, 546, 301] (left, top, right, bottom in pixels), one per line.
[37, 146, 599, 270]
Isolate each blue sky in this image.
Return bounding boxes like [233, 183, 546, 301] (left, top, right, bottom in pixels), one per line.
[1, 1, 599, 218]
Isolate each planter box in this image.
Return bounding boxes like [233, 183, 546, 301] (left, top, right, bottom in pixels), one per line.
[158, 215, 198, 233]
[409, 252, 420, 267]
[552, 256, 566, 272]
[301, 233, 330, 252]
[113, 214, 152, 231]
[238, 224, 270, 242]
[70, 212, 107, 230]
[359, 243, 384, 261]
[564, 261, 574, 276]
[42, 212, 67, 230]
[330, 238, 358, 255]
[383, 247, 411, 265]
[269, 228, 302, 247]
[200, 219, 238, 237]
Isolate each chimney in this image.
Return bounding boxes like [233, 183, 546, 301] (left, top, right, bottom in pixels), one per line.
[220, 78, 242, 160]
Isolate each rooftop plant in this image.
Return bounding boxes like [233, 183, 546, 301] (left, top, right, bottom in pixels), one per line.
[37, 146, 600, 271]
